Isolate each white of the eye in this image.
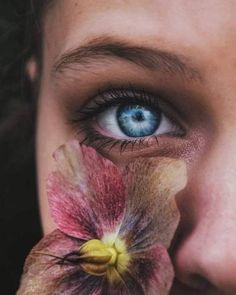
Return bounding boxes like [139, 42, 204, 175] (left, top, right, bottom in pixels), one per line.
[96, 106, 178, 139]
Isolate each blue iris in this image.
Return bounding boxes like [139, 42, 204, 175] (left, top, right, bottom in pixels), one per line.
[117, 105, 161, 137]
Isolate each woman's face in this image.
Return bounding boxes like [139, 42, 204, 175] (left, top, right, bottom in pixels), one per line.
[36, 1, 236, 294]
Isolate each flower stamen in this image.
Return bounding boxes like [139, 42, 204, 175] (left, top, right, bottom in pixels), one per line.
[78, 238, 130, 281]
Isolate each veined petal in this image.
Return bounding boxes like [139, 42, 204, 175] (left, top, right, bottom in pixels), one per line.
[48, 140, 126, 238]
[99, 244, 174, 295]
[80, 145, 126, 235]
[101, 269, 145, 295]
[101, 273, 146, 295]
[131, 244, 174, 295]
[119, 157, 187, 251]
[17, 230, 103, 295]
[47, 171, 101, 240]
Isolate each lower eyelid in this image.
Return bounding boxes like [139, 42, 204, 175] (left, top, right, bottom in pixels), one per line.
[74, 117, 189, 158]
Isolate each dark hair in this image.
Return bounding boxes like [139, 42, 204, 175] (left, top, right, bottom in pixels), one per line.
[0, 1, 47, 293]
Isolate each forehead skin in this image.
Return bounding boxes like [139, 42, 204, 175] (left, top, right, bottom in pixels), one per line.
[44, 0, 236, 61]
[43, 1, 236, 113]
[41, 0, 236, 129]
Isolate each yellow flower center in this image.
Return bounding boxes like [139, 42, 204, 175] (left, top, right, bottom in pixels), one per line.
[79, 235, 130, 283]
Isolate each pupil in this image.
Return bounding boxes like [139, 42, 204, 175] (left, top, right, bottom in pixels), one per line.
[132, 110, 145, 122]
[117, 105, 161, 137]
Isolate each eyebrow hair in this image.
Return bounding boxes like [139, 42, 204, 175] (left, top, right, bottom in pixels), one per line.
[53, 36, 202, 82]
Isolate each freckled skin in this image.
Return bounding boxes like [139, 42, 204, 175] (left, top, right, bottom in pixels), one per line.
[35, 1, 236, 294]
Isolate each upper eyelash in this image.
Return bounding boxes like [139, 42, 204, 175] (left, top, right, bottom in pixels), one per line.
[69, 85, 161, 123]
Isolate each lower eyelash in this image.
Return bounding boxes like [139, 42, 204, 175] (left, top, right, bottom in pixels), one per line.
[74, 122, 159, 153]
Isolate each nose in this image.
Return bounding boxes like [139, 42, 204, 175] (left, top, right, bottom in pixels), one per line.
[173, 138, 236, 294]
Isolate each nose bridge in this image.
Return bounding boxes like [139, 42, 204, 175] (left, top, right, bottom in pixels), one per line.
[175, 134, 236, 293]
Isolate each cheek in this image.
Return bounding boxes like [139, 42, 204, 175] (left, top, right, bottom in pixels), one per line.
[36, 89, 71, 234]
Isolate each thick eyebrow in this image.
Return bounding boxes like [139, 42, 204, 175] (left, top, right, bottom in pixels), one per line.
[52, 36, 202, 81]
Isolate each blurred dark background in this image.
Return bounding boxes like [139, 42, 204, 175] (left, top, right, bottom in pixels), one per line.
[0, 1, 42, 294]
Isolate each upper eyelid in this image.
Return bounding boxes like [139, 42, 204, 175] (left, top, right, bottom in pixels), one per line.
[68, 86, 187, 138]
[96, 88, 160, 109]
[72, 87, 161, 121]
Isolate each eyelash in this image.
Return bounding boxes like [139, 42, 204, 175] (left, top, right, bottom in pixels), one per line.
[68, 85, 183, 153]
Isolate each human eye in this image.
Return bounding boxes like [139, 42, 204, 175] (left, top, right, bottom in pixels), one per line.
[68, 85, 186, 155]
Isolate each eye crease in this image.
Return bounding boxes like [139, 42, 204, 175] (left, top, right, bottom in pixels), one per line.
[68, 86, 185, 153]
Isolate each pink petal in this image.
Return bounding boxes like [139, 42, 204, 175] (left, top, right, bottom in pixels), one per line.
[80, 145, 126, 234]
[48, 140, 126, 239]
[17, 230, 103, 295]
[47, 172, 101, 240]
[119, 157, 187, 251]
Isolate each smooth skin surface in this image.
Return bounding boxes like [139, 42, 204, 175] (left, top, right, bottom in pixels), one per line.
[35, 1, 236, 294]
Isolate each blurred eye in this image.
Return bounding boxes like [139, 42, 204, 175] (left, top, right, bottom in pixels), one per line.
[96, 103, 179, 139]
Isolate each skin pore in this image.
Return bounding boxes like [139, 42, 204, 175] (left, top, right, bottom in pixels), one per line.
[35, 1, 236, 294]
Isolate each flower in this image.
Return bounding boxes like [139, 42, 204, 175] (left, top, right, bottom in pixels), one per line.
[17, 140, 187, 295]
